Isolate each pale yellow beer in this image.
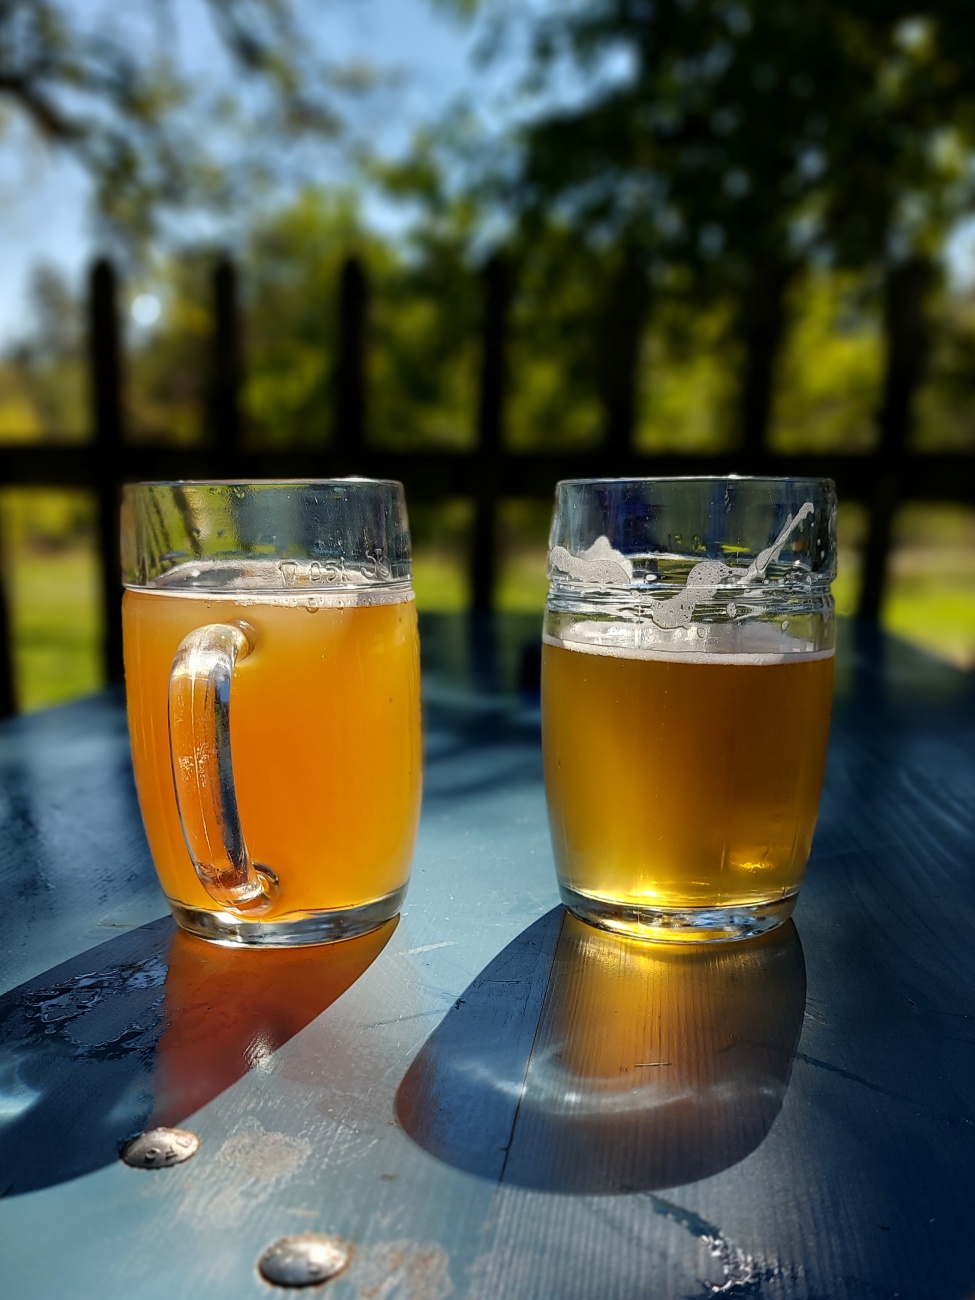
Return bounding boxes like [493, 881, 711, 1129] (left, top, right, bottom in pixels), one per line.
[542, 638, 834, 922]
[124, 588, 422, 925]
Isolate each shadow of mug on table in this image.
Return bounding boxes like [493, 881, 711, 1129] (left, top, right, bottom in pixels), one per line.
[0, 916, 395, 1195]
[397, 911, 806, 1193]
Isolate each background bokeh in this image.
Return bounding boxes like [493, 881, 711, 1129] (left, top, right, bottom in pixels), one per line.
[1, 0, 973, 710]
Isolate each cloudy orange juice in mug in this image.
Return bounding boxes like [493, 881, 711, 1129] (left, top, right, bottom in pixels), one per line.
[121, 480, 421, 947]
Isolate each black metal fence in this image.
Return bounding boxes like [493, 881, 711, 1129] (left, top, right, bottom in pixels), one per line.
[1, 253, 973, 717]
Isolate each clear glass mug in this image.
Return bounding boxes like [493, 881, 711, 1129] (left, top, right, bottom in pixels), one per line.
[121, 479, 422, 947]
[542, 476, 837, 943]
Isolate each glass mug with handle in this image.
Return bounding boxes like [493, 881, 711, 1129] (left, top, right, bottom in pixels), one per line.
[542, 476, 836, 943]
[121, 479, 422, 947]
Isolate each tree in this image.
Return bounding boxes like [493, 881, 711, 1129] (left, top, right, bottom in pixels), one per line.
[425, 1, 975, 463]
[0, 0, 370, 245]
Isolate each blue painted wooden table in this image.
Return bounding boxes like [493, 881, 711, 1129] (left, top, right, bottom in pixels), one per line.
[1, 614, 974, 1299]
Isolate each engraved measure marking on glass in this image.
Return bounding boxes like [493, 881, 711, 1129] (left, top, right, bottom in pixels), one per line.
[276, 551, 392, 586]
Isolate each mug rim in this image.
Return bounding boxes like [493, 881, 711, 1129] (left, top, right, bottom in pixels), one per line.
[554, 475, 835, 487]
[123, 477, 405, 490]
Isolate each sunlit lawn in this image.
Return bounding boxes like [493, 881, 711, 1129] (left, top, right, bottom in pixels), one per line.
[4, 534, 973, 714]
[7, 546, 103, 711]
[885, 577, 975, 670]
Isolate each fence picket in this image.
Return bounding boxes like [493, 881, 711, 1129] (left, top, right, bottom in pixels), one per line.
[471, 253, 510, 615]
[90, 258, 125, 688]
[335, 255, 367, 472]
[0, 250, 972, 714]
[210, 256, 243, 461]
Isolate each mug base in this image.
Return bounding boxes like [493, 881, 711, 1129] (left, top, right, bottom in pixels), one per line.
[168, 884, 408, 948]
[559, 885, 797, 944]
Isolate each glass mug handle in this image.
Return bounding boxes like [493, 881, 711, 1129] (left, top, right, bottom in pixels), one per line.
[168, 623, 277, 911]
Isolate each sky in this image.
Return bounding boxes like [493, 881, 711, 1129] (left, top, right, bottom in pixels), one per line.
[3, 0, 975, 351]
[0, 0, 498, 348]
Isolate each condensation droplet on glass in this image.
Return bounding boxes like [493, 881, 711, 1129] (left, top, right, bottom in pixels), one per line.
[190, 568, 201, 579]
[232, 485, 246, 500]
[726, 602, 738, 617]
[781, 619, 789, 631]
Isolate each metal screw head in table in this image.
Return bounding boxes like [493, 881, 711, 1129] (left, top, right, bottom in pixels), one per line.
[257, 1234, 351, 1288]
[119, 1126, 200, 1169]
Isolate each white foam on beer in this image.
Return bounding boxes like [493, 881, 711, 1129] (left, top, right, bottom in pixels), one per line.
[128, 583, 414, 609]
[543, 621, 833, 665]
[129, 558, 414, 607]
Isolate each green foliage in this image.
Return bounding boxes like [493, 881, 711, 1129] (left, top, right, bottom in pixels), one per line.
[0, 0, 351, 246]
[913, 286, 975, 452]
[369, 253, 482, 453]
[0, 265, 87, 442]
[770, 271, 884, 453]
[240, 192, 381, 448]
[127, 252, 215, 445]
[505, 232, 609, 452]
[636, 293, 737, 453]
[0, 365, 44, 441]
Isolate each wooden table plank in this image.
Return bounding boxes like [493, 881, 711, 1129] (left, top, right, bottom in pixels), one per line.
[1, 615, 973, 1299]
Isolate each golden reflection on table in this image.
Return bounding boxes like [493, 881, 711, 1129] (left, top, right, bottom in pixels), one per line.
[398, 912, 805, 1193]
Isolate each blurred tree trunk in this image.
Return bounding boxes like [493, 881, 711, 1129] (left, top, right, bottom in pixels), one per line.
[858, 255, 934, 622]
[598, 242, 650, 458]
[736, 257, 794, 459]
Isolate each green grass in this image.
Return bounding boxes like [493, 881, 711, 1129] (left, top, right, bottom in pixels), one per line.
[411, 552, 469, 612]
[885, 585, 975, 669]
[7, 546, 104, 711]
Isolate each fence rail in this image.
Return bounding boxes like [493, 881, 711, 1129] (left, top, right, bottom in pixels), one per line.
[1, 254, 973, 717]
